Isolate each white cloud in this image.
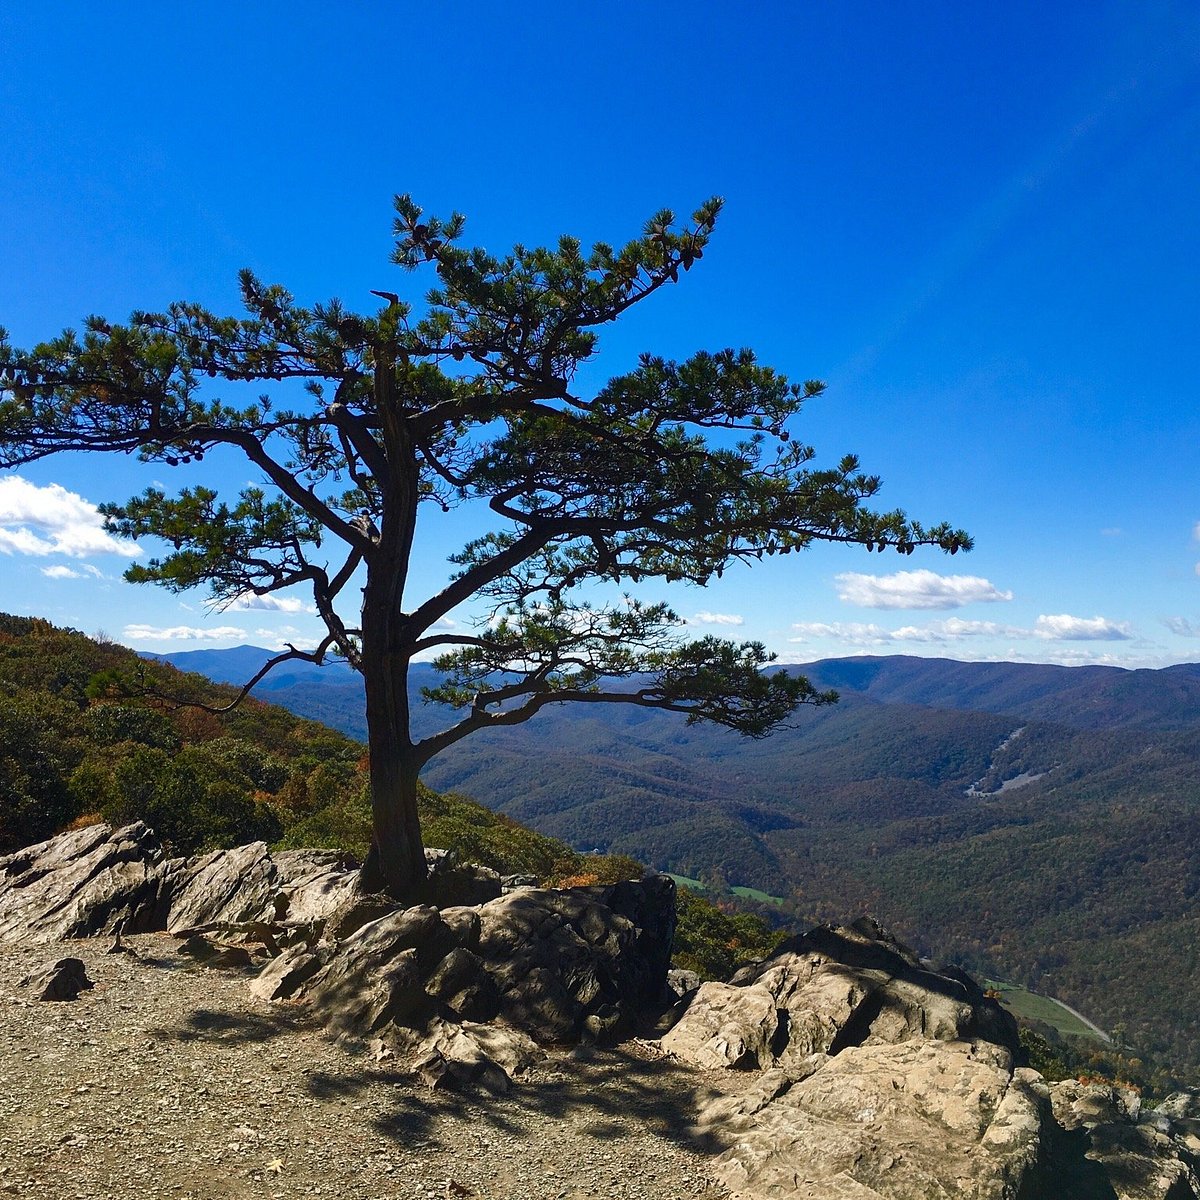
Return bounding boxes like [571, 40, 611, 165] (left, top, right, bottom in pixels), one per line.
[255, 631, 325, 652]
[835, 569, 1012, 610]
[41, 563, 104, 581]
[1100, 527, 1122, 537]
[789, 621, 893, 647]
[228, 593, 314, 614]
[433, 617, 457, 630]
[123, 623, 246, 643]
[1163, 617, 1200, 638]
[0, 476, 139, 558]
[789, 613, 1134, 650]
[1193, 521, 1200, 542]
[1033, 614, 1132, 641]
[891, 618, 1022, 643]
[688, 611, 745, 627]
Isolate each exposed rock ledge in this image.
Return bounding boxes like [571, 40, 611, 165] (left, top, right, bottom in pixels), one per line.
[3, 824, 1198, 1199]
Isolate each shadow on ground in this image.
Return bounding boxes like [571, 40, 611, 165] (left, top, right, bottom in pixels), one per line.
[147, 997, 727, 1155]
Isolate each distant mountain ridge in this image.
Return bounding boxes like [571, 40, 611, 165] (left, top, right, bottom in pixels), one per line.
[154, 645, 1200, 731]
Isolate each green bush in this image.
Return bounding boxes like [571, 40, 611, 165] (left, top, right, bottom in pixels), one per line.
[673, 886, 786, 980]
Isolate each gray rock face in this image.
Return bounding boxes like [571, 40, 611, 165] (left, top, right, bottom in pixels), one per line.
[0, 825, 362, 945]
[0, 823, 176, 944]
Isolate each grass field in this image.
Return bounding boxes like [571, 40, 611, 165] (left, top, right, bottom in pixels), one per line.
[667, 875, 787, 906]
[731, 885, 786, 906]
[985, 980, 1108, 1042]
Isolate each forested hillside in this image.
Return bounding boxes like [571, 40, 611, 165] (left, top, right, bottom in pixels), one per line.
[159, 642, 1200, 1080]
[0, 614, 786, 987]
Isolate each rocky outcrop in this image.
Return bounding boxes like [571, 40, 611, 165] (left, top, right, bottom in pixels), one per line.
[663, 917, 1200, 1199]
[666, 918, 1042, 1199]
[1046, 1079, 1200, 1199]
[0, 823, 177, 943]
[0, 824, 366, 944]
[6, 825, 1199, 1196]
[271, 877, 678, 1085]
[663, 917, 1017, 1071]
[0, 824, 677, 1092]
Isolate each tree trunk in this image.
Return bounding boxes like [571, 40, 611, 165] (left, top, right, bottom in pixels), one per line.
[357, 649, 426, 900]
[356, 359, 426, 900]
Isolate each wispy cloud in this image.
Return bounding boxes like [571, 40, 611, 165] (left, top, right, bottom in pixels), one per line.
[791, 613, 1133, 647]
[1163, 617, 1200, 638]
[688, 611, 745, 627]
[890, 618, 1024, 643]
[0, 476, 139, 558]
[789, 621, 893, 647]
[1033, 614, 1132, 641]
[123, 624, 246, 643]
[254, 628, 325, 652]
[227, 593, 314, 614]
[41, 563, 105, 580]
[835, 569, 1013, 610]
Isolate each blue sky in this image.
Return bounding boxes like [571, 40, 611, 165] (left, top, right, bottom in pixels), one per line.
[1, 2, 1198, 669]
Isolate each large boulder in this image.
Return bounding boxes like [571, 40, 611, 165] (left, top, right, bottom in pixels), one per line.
[474, 875, 676, 1043]
[668, 919, 1044, 1199]
[294, 875, 677, 1054]
[701, 1042, 1047, 1200]
[663, 917, 1017, 1072]
[0, 823, 176, 943]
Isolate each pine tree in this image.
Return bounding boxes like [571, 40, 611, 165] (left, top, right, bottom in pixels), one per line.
[0, 197, 969, 897]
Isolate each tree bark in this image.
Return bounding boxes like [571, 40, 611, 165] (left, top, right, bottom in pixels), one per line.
[357, 601, 427, 900]
[356, 363, 427, 901]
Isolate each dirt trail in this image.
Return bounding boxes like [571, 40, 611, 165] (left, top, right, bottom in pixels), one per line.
[0, 934, 729, 1200]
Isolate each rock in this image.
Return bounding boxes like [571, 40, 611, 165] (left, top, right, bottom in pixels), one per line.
[249, 942, 327, 1002]
[667, 920, 1053, 1198]
[666, 918, 1017, 1076]
[271, 848, 359, 925]
[1051, 1078, 1141, 1130]
[164, 842, 280, 933]
[321, 891, 400, 943]
[1047, 1079, 1200, 1199]
[20, 957, 94, 1001]
[665, 967, 701, 1001]
[0, 823, 174, 944]
[473, 876, 675, 1044]
[661, 981, 781, 1070]
[304, 905, 460, 1038]
[423, 947, 500, 1022]
[706, 1039, 1047, 1200]
[424, 848, 503, 907]
[383, 1015, 544, 1095]
[1157, 1091, 1200, 1123]
[501, 873, 539, 891]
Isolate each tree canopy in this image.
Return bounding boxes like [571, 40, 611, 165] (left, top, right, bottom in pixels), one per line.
[0, 196, 970, 896]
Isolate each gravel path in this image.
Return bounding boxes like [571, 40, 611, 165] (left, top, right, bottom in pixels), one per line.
[0, 935, 729, 1200]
